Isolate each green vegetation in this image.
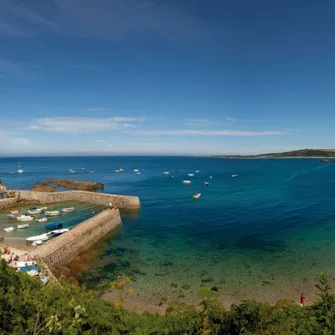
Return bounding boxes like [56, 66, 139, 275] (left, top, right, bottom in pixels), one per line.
[213, 148, 335, 158]
[2, 261, 335, 334]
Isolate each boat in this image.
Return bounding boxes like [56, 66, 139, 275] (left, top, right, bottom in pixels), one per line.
[195, 170, 200, 173]
[205, 182, 209, 186]
[17, 162, 23, 174]
[119, 168, 123, 172]
[10, 209, 19, 214]
[17, 224, 30, 229]
[28, 208, 44, 215]
[81, 167, 85, 170]
[29, 206, 37, 210]
[26, 233, 50, 243]
[37, 207, 48, 211]
[50, 228, 69, 236]
[232, 174, 238, 178]
[193, 193, 201, 199]
[163, 172, 169, 175]
[4, 227, 14, 232]
[40, 276, 49, 285]
[62, 207, 75, 213]
[136, 172, 141, 175]
[45, 222, 63, 231]
[115, 169, 120, 173]
[17, 215, 34, 222]
[134, 169, 139, 172]
[32, 240, 44, 246]
[45, 210, 60, 216]
[68, 169, 75, 173]
[188, 173, 194, 177]
[209, 176, 213, 179]
[89, 170, 94, 174]
[183, 180, 191, 184]
[38, 217, 48, 223]
[9, 171, 14, 174]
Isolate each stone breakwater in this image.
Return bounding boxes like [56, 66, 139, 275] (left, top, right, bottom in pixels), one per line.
[10, 190, 140, 209]
[30, 208, 121, 269]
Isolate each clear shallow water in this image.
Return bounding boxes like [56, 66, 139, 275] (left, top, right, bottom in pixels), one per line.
[1, 156, 335, 306]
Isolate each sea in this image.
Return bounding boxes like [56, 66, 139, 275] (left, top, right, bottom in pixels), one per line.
[1, 156, 335, 308]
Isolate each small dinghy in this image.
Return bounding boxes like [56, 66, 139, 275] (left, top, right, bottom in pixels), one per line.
[45, 210, 60, 216]
[4, 227, 14, 232]
[193, 193, 201, 199]
[163, 172, 169, 175]
[115, 169, 120, 173]
[61, 207, 75, 213]
[50, 228, 69, 236]
[17, 224, 30, 229]
[183, 180, 191, 184]
[136, 172, 141, 175]
[10, 209, 19, 214]
[119, 168, 123, 172]
[188, 173, 194, 177]
[134, 169, 139, 172]
[45, 222, 63, 231]
[28, 209, 44, 215]
[26, 233, 50, 243]
[209, 176, 213, 179]
[40, 276, 49, 285]
[89, 170, 94, 174]
[32, 240, 44, 246]
[17, 215, 34, 222]
[205, 182, 209, 186]
[232, 174, 238, 178]
[195, 170, 200, 173]
[38, 217, 48, 223]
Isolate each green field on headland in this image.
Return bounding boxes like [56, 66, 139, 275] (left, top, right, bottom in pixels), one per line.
[2, 260, 335, 334]
[213, 148, 335, 159]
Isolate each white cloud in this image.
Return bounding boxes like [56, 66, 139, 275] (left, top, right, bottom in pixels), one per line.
[226, 117, 237, 122]
[184, 119, 218, 127]
[130, 129, 284, 136]
[27, 117, 143, 133]
[0, 130, 37, 154]
[87, 107, 109, 112]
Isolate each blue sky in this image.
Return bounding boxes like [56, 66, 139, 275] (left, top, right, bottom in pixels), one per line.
[1, 0, 335, 156]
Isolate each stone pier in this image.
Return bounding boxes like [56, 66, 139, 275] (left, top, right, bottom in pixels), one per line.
[30, 208, 121, 269]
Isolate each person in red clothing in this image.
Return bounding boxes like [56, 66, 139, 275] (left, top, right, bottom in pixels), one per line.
[300, 293, 306, 307]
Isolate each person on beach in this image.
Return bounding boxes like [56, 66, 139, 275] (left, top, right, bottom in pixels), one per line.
[300, 293, 305, 307]
[24, 253, 29, 262]
[109, 202, 112, 209]
[7, 253, 13, 264]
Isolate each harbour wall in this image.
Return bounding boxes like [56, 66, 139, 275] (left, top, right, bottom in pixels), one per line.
[12, 190, 140, 209]
[0, 197, 19, 210]
[30, 208, 122, 268]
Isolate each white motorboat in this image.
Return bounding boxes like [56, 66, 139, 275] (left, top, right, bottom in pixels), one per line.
[193, 193, 201, 199]
[17, 162, 23, 174]
[28, 209, 44, 215]
[163, 172, 169, 175]
[89, 170, 94, 174]
[38, 217, 48, 223]
[115, 169, 120, 173]
[50, 228, 70, 236]
[4, 227, 14, 232]
[17, 215, 34, 222]
[134, 169, 139, 172]
[32, 240, 44, 246]
[26, 233, 50, 243]
[17, 224, 30, 229]
[209, 176, 213, 179]
[119, 168, 123, 172]
[183, 180, 191, 184]
[68, 169, 75, 173]
[205, 182, 209, 186]
[195, 170, 200, 173]
[188, 173, 194, 177]
[38, 207, 48, 211]
[45, 210, 60, 216]
[232, 174, 238, 178]
[61, 207, 75, 213]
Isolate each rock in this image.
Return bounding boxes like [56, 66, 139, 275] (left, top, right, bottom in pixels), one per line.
[43, 179, 104, 191]
[30, 183, 56, 192]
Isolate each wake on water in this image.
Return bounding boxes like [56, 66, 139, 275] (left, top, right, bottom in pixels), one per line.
[285, 164, 333, 182]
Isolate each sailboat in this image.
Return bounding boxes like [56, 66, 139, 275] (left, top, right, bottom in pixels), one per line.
[17, 162, 24, 174]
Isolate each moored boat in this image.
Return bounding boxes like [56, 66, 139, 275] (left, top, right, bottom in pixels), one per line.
[17, 215, 34, 222]
[115, 169, 120, 173]
[232, 174, 238, 178]
[209, 176, 213, 179]
[28, 208, 44, 215]
[163, 172, 169, 175]
[26, 233, 50, 243]
[89, 170, 94, 174]
[17, 224, 30, 229]
[10, 209, 19, 214]
[50, 228, 69, 236]
[205, 182, 209, 186]
[61, 207, 75, 213]
[119, 168, 123, 171]
[4, 227, 14, 232]
[188, 173, 194, 177]
[136, 172, 141, 175]
[45, 222, 63, 231]
[45, 210, 60, 216]
[195, 170, 200, 173]
[38, 217, 48, 223]
[17, 162, 24, 174]
[183, 180, 191, 184]
[134, 169, 139, 172]
[32, 240, 44, 246]
[193, 193, 201, 199]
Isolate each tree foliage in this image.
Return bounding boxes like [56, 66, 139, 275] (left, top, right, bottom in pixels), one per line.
[0, 260, 335, 334]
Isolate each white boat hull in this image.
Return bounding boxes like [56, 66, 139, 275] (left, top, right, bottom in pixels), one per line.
[17, 224, 30, 229]
[62, 207, 75, 213]
[183, 180, 191, 184]
[38, 217, 48, 223]
[45, 211, 60, 216]
[4, 227, 14, 232]
[17, 216, 34, 222]
[26, 233, 50, 242]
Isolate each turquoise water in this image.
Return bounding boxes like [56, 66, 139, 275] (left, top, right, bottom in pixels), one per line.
[1, 156, 335, 306]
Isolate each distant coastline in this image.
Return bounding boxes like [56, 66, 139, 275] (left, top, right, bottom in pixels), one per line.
[212, 148, 335, 159]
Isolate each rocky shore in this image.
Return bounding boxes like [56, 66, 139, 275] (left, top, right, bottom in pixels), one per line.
[35, 179, 104, 191]
[31, 182, 56, 192]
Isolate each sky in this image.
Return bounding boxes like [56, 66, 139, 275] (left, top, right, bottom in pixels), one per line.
[1, 0, 335, 156]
